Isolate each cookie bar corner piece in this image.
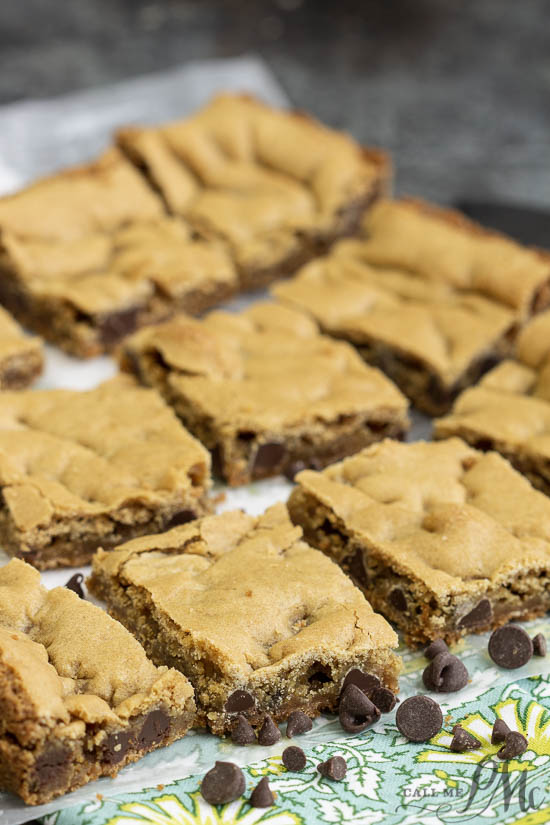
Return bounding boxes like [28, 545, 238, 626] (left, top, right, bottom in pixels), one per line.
[88, 502, 401, 736]
[0, 306, 43, 389]
[287, 437, 550, 646]
[0, 557, 195, 805]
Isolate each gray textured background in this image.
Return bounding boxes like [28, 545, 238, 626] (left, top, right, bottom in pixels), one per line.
[1, 0, 548, 206]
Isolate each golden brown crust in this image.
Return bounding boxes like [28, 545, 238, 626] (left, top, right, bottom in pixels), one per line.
[117, 94, 390, 287]
[288, 438, 550, 644]
[120, 302, 410, 485]
[436, 310, 550, 492]
[0, 377, 211, 568]
[89, 503, 400, 733]
[0, 559, 195, 804]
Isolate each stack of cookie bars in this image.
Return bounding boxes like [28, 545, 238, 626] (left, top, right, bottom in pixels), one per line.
[1, 93, 549, 808]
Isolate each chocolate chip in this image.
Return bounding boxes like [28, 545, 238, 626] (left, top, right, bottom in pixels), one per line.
[225, 690, 255, 713]
[342, 669, 380, 696]
[488, 625, 534, 669]
[457, 599, 492, 629]
[425, 639, 448, 660]
[371, 687, 398, 713]
[450, 725, 480, 752]
[252, 442, 286, 476]
[284, 460, 307, 481]
[33, 745, 71, 789]
[104, 730, 131, 764]
[286, 710, 313, 738]
[64, 573, 85, 599]
[99, 306, 140, 348]
[164, 509, 196, 529]
[422, 652, 469, 692]
[249, 777, 275, 808]
[201, 761, 246, 805]
[497, 731, 528, 760]
[231, 715, 256, 745]
[339, 683, 380, 733]
[396, 695, 443, 742]
[317, 755, 347, 781]
[138, 710, 170, 748]
[258, 715, 281, 746]
[491, 718, 511, 744]
[388, 588, 408, 612]
[533, 633, 547, 657]
[282, 745, 306, 772]
[347, 549, 368, 587]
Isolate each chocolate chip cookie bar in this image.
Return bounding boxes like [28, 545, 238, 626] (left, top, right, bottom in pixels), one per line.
[436, 310, 550, 495]
[117, 94, 390, 290]
[0, 377, 211, 569]
[0, 148, 237, 357]
[119, 302, 409, 486]
[274, 199, 550, 414]
[0, 558, 195, 805]
[287, 438, 550, 646]
[0, 306, 43, 389]
[89, 503, 401, 736]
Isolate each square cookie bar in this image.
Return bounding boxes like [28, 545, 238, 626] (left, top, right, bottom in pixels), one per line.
[436, 310, 550, 495]
[0, 306, 43, 389]
[0, 148, 237, 357]
[89, 503, 401, 736]
[287, 438, 550, 646]
[120, 302, 410, 486]
[0, 378, 211, 569]
[0, 559, 195, 805]
[117, 94, 390, 290]
[274, 199, 550, 414]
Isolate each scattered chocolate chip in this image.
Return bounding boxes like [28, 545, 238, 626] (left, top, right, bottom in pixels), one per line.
[252, 442, 286, 476]
[342, 669, 380, 696]
[497, 731, 528, 760]
[457, 599, 492, 629]
[425, 639, 448, 660]
[258, 715, 281, 746]
[317, 755, 347, 781]
[388, 588, 408, 612]
[488, 625, 534, 669]
[231, 715, 256, 745]
[396, 695, 443, 742]
[64, 573, 85, 599]
[225, 690, 255, 713]
[491, 718, 511, 744]
[138, 710, 169, 748]
[450, 725, 480, 752]
[339, 683, 381, 733]
[371, 687, 398, 713]
[533, 633, 547, 657]
[249, 777, 275, 808]
[201, 761, 246, 805]
[104, 730, 131, 764]
[282, 745, 306, 772]
[286, 710, 313, 738]
[422, 652, 469, 692]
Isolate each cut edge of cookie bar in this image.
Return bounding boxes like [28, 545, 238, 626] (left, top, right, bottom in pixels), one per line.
[0, 379, 213, 570]
[0, 559, 195, 805]
[117, 94, 392, 291]
[119, 306, 410, 486]
[287, 438, 550, 646]
[0, 306, 43, 389]
[88, 503, 401, 736]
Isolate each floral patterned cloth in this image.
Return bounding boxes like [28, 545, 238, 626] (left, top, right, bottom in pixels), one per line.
[41, 670, 550, 825]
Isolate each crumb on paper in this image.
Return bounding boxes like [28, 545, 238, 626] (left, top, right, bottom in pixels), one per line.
[96, 793, 104, 801]
[157, 784, 165, 791]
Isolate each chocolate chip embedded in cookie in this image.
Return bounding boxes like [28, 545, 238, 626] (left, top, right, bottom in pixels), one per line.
[225, 690, 255, 713]
[64, 573, 85, 599]
[396, 696, 443, 742]
[201, 762, 246, 805]
[488, 625, 534, 669]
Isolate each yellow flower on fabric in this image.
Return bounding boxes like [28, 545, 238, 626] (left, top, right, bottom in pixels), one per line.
[105, 792, 303, 825]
